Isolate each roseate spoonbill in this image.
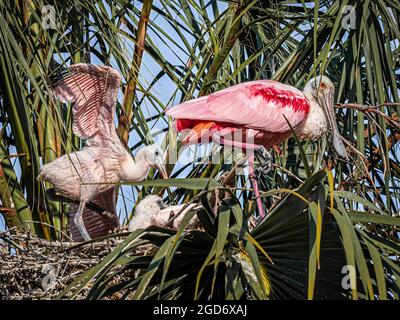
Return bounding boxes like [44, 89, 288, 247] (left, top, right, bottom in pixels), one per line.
[166, 76, 347, 219]
[38, 64, 168, 242]
[128, 195, 200, 230]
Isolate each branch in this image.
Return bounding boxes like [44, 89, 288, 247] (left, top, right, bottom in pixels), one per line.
[335, 103, 400, 130]
[118, 0, 153, 148]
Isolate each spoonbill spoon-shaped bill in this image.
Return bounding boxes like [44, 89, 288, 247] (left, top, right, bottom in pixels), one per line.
[128, 195, 200, 231]
[166, 76, 348, 219]
[39, 63, 168, 242]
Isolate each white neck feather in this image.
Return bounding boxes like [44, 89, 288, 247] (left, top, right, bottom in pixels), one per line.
[295, 99, 328, 140]
[120, 150, 151, 181]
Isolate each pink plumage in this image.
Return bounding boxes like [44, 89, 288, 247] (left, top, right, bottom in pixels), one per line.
[166, 80, 310, 147]
[51, 63, 121, 142]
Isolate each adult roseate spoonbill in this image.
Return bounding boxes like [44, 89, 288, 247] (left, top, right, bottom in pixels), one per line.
[128, 195, 200, 230]
[38, 64, 168, 242]
[166, 76, 347, 219]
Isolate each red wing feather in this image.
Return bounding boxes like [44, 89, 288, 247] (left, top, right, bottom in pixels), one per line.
[166, 80, 310, 133]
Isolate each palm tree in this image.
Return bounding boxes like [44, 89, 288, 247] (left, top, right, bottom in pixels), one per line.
[0, 0, 399, 299]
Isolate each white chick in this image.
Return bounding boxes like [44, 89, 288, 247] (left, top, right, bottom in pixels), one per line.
[128, 195, 200, 231]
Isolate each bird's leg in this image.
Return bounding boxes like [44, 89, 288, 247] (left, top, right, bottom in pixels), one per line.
[273, 145, 282, 155]
[74, 200, 91, 241]
[212, 132, 267, 219]
[254, 146, 273, 176]
[248, 155, 266, 219]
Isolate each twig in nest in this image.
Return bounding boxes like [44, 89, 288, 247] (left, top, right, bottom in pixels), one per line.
[0, 234, 27, 254]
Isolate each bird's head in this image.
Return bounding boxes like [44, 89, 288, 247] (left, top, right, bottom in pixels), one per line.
[141, 145, 169, 179]
[136, 195, 167, 214]
[304, 76, 348, 159]
[128, 195, 167, 231]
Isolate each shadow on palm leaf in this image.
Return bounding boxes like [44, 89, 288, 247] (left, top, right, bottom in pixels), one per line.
[252, 172, 348, 299]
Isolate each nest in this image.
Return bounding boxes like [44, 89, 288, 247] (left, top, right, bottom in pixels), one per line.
[1, 211, 212, 300]
[0, 229, 155, 300]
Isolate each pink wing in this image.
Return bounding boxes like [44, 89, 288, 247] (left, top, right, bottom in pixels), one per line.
[51, 63, 121, 141]
[166, 80, 310, 132]
[69, 188, 119, 241]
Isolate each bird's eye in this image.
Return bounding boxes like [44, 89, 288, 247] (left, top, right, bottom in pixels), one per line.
[155, 151, 159, 156]
[319, 82, 327, 90]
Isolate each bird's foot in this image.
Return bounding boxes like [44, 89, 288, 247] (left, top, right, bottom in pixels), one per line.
[254, 146, 273, 176]
[73, 213, 91, 242]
